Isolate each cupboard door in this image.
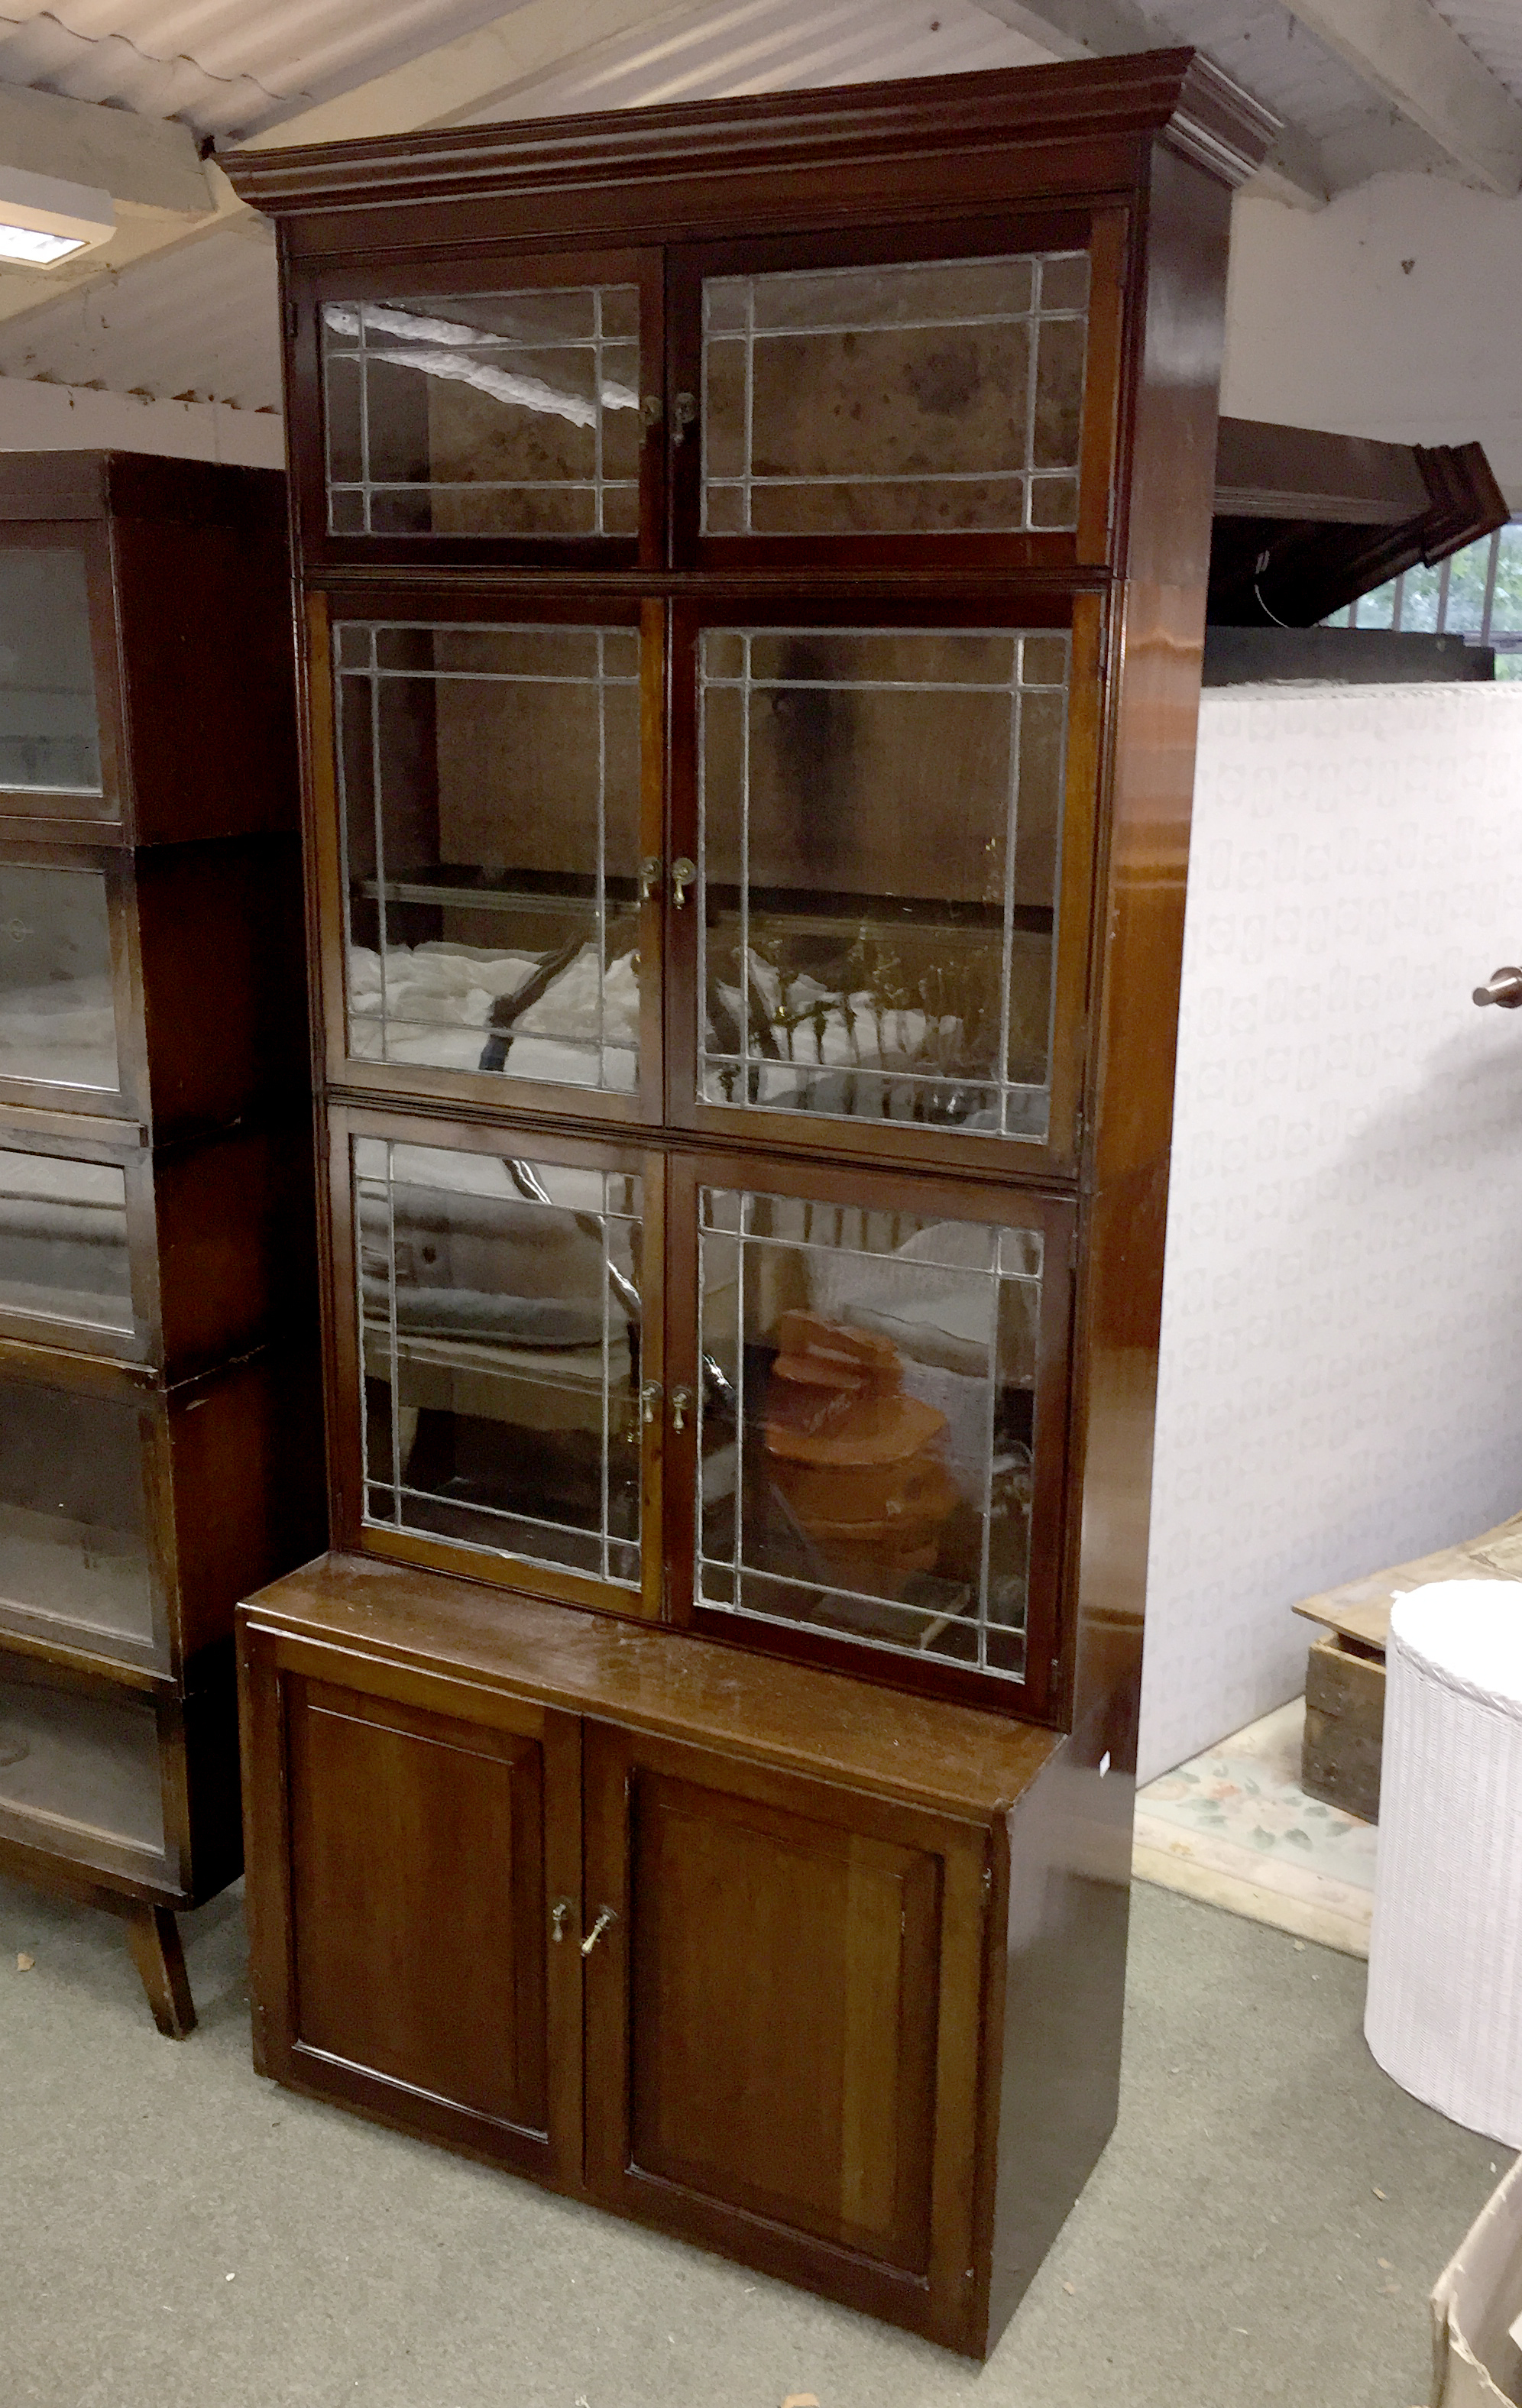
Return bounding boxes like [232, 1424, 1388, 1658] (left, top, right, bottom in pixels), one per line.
[669, 215, 1125, 568]
[668, 1151, 1073, 1720]
[582, 1723, 990, 2347]
[312, 593, 664, 1127]
[293, 249, 664, 568]
[274, 1668, 581, 2183]
[329, 1105, 665, 1623]
[667, 597, 1101, 1176]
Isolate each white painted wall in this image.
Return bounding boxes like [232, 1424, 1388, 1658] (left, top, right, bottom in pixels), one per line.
[1222, 176, 1522, 505]
[1138, 681, 1522, 1784]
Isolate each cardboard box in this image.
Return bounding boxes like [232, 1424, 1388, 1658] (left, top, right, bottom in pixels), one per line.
[1431, 2151, 1522, 2406]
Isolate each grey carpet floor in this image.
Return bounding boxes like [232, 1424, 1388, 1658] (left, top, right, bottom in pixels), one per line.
[0, 1871, 1507, 2408]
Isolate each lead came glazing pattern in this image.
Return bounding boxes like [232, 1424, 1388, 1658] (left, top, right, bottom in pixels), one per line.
[355, 1137, 645, 1590]
[335, 621, 643, 1092]
[698, 627, 1070, 1141]
[701, 251, 1090, 536]
[322, 286, 641, 537]
[697, 1190, 1041, 1678]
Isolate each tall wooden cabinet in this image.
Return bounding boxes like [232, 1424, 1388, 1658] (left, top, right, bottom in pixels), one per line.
[227, 53, 1274, 2351]
[0, 454, 324, 2034]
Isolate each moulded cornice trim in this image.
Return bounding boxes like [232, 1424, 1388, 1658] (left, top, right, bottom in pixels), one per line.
[219, 50, 1278, 219]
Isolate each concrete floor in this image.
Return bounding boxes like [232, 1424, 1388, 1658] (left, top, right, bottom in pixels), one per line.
[0, 1872, 1507, 2408]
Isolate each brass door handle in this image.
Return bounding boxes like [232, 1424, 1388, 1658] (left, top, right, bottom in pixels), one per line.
[640, 1380, 662, 1426]
[581, 1905, 618, 1956]
[550, 1898, 574, 1944]
[1473, 966, 1522, 1008]
[669, 1385, 694, 1432]
[638, 854, 662, 902]
[672, 857, 697, 909]
[671, 390, 698, 445]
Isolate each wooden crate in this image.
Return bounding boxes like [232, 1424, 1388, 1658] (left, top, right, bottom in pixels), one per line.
[1293, 1509, 1522, 1825]
[1303, 1633, 1384, 1824]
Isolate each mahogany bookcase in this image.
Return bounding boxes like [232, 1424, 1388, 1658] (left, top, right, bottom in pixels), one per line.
[225, 53, 1273, 2351]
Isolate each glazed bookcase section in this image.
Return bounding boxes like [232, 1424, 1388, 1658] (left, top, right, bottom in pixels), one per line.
[669, 212, 1124, 568]
[320, 598, 662, 1122]
[297, 251, 665, 568]
[669, 598, 1100, 1176]
[0, 459, 295, 850]
[0, 1340, 324, 1681]
[327, 1104, 664, 1621]
[667, 1154, 1073, 1717]
[0, 1115, 312, 1371]
[0, 836, 307, 1134]
[0, 1643, 241, 1900]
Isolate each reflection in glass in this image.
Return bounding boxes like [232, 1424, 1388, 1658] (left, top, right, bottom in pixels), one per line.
[699, 627, 1068, 1141]
[356, 1138, 644, 1590]
[0, 1147, 131, 1330]
[322, 287, 641, 538]
[0, 1382, 154, 1647]
[0, 1664, 162, 1850]
[0, 863, 118, 1092]
[698, 1189, 1039, 1678]
[0, 551, 103, 798]
[336, 622, 642, 1091]
[702, 252, 1089, 536]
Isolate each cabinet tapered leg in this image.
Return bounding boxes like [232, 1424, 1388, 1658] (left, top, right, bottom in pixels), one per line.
[125, 1904, 196, 2040]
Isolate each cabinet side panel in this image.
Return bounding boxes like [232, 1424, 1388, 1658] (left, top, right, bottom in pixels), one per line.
[112, 508, 299, 847]
[1069, 143, 1232, 1771]
[134, 836, 309, 1138]
[983, 1740, 1131, 2349]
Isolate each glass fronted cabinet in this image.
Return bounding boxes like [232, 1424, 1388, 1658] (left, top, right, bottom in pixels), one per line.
[0, 453, 323, 2037]
[232, 53, 1268, 2354]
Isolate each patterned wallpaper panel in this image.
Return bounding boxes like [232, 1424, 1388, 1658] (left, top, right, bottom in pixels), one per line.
[1138, 684, 1522, 1783]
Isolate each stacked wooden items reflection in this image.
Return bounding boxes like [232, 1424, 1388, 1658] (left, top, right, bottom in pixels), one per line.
[0, 455, 322, 2034]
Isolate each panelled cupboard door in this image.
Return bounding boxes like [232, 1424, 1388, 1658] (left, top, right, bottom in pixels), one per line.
[581, 1722, 992, 2349]
[308, 591, 666, 1130]
[668, 212, 1126, 570]
[274, 1668, 581, 2185]
[289, 249, 665, 570]
[665, 594, 1103, 1179]
[326, 1103, 665, 1623]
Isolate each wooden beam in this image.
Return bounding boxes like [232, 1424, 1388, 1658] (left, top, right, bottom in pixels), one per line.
[1281, 0, 1522, 195]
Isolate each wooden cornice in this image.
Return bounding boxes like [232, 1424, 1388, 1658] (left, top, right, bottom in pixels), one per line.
[219, 50, 1278, 222]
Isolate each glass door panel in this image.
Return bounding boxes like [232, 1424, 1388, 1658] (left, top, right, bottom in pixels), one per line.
[0, 1145, 131, 1335]
[322, 283, 643, 539]
[701, 250, 1089, 538]
[0, 860, 120, 1094]
[334, 618, 647, 1105]
[693, 1182, 1060, 1694]
[0, 1660, 163, 1856]
[0, 550, 104, 805]
[352, 1131, 649, 1604]
[0, 1380, 155, 1654]
[695, 625, 1069, 1144]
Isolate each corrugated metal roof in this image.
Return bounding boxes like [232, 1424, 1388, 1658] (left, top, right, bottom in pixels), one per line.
[463, 0, 1049, 121]
[0, 220, 279, 404]
[1433, 2, 1522, 105]
[0, 2, 525, 139]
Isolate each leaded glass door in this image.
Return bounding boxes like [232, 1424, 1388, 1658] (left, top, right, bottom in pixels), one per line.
[329, 1106, 665, 1620]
